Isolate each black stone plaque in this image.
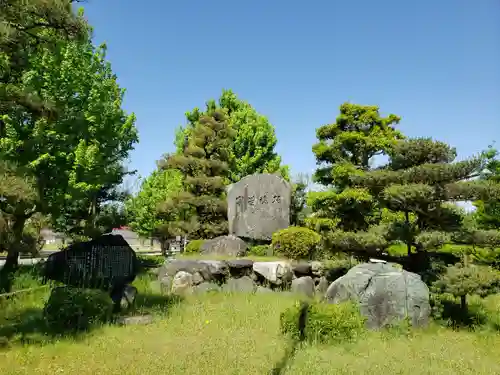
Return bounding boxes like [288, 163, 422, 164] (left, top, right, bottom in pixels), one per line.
[44, 234, 139, 290]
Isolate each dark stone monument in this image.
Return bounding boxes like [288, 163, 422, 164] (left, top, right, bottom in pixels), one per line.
[227, 173, 292, 241]
[44, 234, 140, 312]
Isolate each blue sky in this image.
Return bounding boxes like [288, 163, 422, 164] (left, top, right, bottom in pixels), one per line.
[81, 0, 499, 189]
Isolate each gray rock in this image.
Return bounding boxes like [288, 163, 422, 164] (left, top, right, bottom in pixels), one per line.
[193, 282, 221, 294]
[227, 173, 292, 240]
[291, 276, 315, 298]
[158, 260, 212, 281]
[256, 286, 274, 293]
[227, 259, 254, 269]
[192, 272, 204, 285]
[222, 276, 256, 293]
[227, 259, 254, 277]
[200, 235, 248, 257]
[310, 261, 324, 276]
[116, 314, 153, 326]
[293, 263, 312, 276]
[159, 276, 172, 294]
[149, 267, 160, 276]
[120, 285, 138, 310]
[198, 260, 229, 275]
[325, 263, 430, 329]
[253, 261, 293, 285]
[315, 276, 329, 297]
[172, 271, 193, 294]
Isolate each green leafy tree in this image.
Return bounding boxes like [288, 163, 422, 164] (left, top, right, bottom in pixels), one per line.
[0, 0, 85, 279]
[158, 110, 236, 239]
[307, 103, 404, 234]
[0, 17, 138, 278]
[125, 168, 183, 239]
[175, 89, 288, 182]
[473, 145, 500, 229]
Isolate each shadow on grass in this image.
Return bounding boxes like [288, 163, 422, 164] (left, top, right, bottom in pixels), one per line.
[0, 293, 184, 349]
[432, 297, 500, 331]
[125, 293, 184, 316]
[269, 301, 308, 375]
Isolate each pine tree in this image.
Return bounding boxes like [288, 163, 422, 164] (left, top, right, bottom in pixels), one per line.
[307, 103, 403, 235]
[158, 109, 236, 240]
[473, 145, 500, 229]
[327, 138, 500, 270]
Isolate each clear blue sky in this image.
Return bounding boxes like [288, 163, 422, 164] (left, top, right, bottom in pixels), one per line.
[81, 0, 499, 188]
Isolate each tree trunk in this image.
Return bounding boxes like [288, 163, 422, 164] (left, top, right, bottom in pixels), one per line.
[404, 211, 412, 257]
[460, 295, 467, 313]
[0, 215, 26, 292]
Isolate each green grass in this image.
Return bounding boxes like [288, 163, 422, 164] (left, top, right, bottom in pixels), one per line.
[2, 264, 500, 374]
[2, 291, 500, 374]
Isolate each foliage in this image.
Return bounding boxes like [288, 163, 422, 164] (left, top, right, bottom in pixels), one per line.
[249, 244, 272, 257]
[0, 0, 87, 117]
[290, 173, 310, 226]
[175, 89, 288, 182]
[93, 202, 129, 235]
[184, 239, 205, 254]
[473, 145, 500, 230]
[126, 169, 183, 238]
[312, 102, 404, 187]
[1, 22, 138, 247]
[280, 301, 365, 344]
[432, 263, 500, 312]
[308, 103, 404, 234]
[326, 138, 500, 267]
[272, 226, 321, 260]
[43, 286, 113, 334]
[158, 110, 235, 239]
[430, 292, 500, 330]
[136, 254, 165, 268]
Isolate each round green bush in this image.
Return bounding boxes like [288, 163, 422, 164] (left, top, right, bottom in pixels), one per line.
[43, 287, 114, 334]
[280, 301, 365, 344]
[272, 226, 321, 259]
[184, 239, 205, 254]
[249, 244, 272, 257]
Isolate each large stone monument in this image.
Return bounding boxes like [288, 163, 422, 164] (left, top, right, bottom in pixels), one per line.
[227, 173, 292, 241]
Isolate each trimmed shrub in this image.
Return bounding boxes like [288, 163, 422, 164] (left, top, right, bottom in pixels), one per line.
[137, 255, 165, 268]
[249, 244, 272, 257]
[280, 301, 365, 344]
[272, 226, 321, 260]
[184, 239, 205, 254]
[43, 287, 113, 334]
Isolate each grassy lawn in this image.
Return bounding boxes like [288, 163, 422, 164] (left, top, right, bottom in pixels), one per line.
[1, 292, 500, 374]
[2, 265, 500, 375]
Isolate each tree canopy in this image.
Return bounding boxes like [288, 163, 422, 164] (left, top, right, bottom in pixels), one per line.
[307, 103, 404, 234]
[125, 169, 183, 239]
[158, 109, 236, 239]
[175, 89, 288, 183]
[0, 5, 138, 285]
[473, 145, 500, 230]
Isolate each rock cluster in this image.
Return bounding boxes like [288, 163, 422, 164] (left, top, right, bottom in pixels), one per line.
[151, 259, 431, 329]
[152, 259, 329, 298]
